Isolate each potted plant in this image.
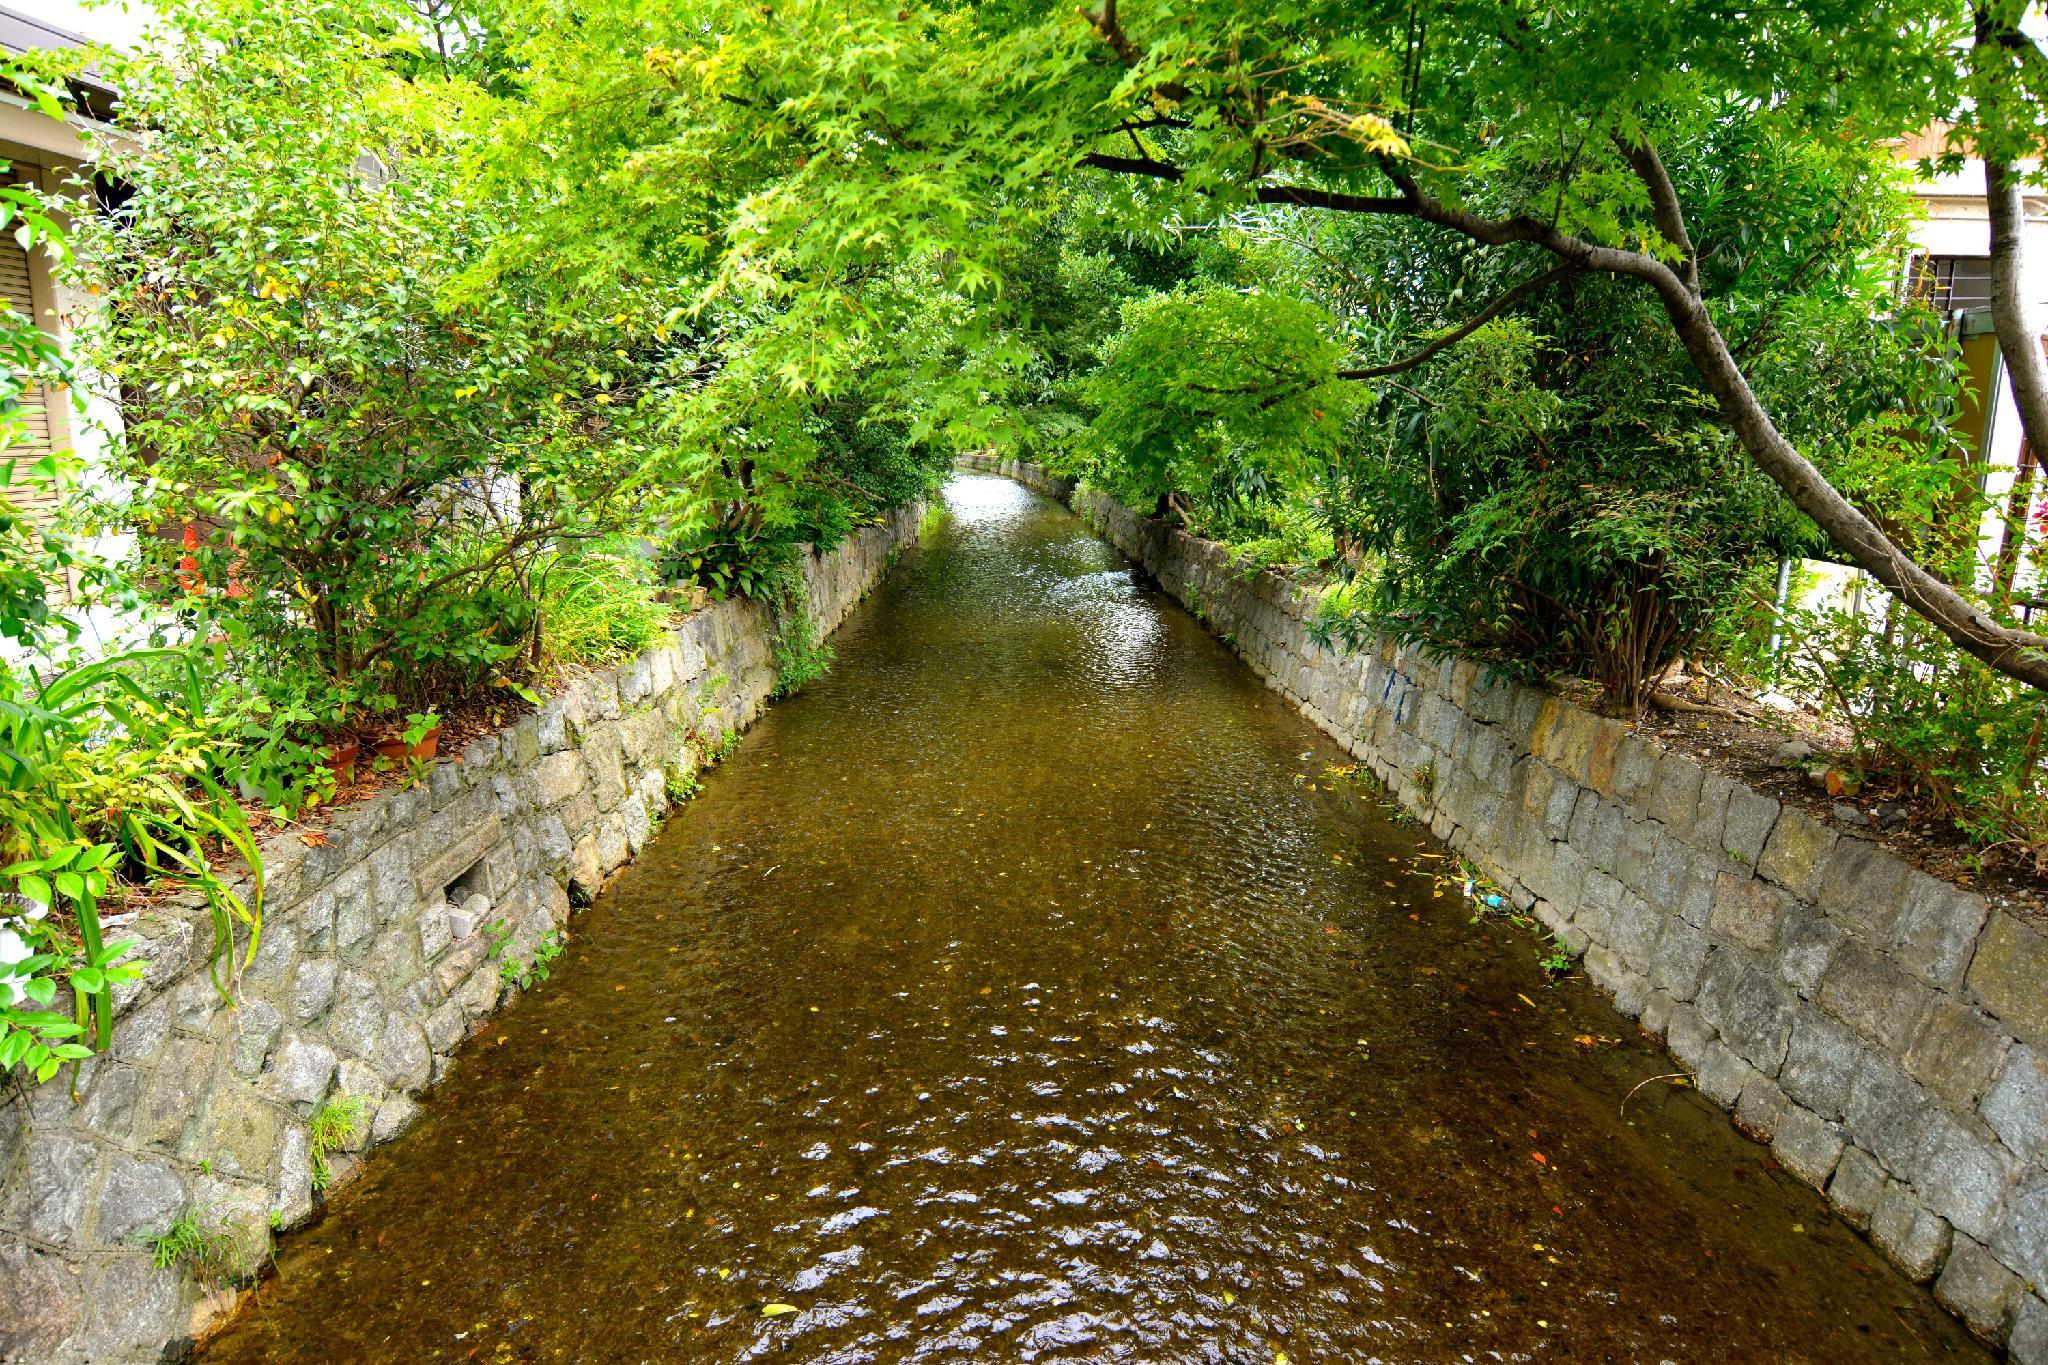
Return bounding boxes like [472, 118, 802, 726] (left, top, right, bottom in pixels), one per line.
[372, 711, 440, 766]
[324, 733, 360, 787]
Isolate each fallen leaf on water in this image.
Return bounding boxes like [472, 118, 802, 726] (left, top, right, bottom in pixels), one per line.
[1531, 1152, 1548, 1165]
[762, 1304, 799, 1317]
[1517, 993, 1537, 1008]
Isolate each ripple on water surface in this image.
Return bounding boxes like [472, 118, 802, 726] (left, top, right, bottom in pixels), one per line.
[201, 475, 1991, 1363]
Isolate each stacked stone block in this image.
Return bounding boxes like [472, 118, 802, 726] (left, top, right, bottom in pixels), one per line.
[961, 453, 2048, 1360]
[0, 505, 920, 1364]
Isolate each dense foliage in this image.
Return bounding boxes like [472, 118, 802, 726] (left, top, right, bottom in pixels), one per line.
[465, 0, 2048, 857]
[68, 0, 665, 719]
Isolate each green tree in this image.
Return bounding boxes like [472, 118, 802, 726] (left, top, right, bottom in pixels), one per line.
[492, 0, 2048, 688]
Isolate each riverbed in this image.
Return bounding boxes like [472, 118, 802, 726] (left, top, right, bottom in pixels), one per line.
[201, 474, 1988, 1362]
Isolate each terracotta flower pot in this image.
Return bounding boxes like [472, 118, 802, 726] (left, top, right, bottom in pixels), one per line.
[372, 726, 439, 765]
[325, 736, 361, 786]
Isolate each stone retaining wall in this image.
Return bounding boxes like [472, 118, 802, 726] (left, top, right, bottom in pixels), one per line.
[0, 504, 923, 1364]
[963, 453, 2048, 1360]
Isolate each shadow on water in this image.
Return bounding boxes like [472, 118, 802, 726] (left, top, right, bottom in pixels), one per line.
[201, 474, 1991, 1363]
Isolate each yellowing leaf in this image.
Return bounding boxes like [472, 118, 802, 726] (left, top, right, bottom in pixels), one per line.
[762, 1303, 799, 1316]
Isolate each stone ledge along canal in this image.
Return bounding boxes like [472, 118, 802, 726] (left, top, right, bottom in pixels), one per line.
[202, 475, 1989, 1363]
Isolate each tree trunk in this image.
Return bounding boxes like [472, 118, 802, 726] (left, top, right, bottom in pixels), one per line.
[1990, 160, 2048, 446]
[1987, 158, 2048, 493]
[1976, 0, 2048, 482]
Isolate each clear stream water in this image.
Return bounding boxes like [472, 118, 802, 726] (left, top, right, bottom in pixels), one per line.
[201, 475, 1990, 1363]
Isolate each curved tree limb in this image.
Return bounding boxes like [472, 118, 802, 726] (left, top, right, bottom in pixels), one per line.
[1388, 166, 2048, 687]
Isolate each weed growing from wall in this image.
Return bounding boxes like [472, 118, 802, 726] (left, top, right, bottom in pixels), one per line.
[149, 1209, 244, 1286]
[309, 1095, 368, 1192]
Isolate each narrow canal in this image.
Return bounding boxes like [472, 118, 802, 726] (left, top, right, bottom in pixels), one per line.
[202, 475, 1988, 1362]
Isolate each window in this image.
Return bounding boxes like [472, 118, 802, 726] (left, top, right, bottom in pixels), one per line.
[1910, 253, 1996, 313]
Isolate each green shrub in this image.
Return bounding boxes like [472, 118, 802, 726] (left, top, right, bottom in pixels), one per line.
[1071, 284, 1355, 523]
[1222, 499, 1336, 580]
[771, 625, 834, 698]
[1778, 596, 2048, 872]
[0, 155, 261, 1082]
[1322, 300, 1826, 718]
[65, 0, 653, 722]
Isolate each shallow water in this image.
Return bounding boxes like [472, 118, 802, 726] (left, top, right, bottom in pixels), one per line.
[203, 475, 1989, 1363]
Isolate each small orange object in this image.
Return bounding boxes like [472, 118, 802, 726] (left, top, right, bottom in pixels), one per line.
[1532, 1152, 1548, 1165]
